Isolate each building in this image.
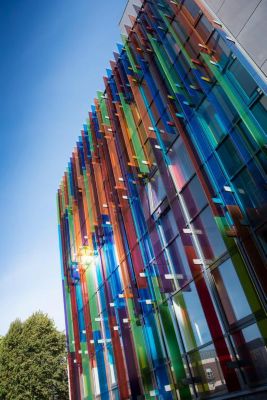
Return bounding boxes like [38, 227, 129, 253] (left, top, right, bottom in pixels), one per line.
[203, 0, 267, 77]
[57, 0, 267, 399]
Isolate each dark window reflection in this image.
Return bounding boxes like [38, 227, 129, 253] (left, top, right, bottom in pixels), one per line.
[212, 85, 238, 131]
[256, 223, 267, 257]
[187, 343, 227, 397]
[251, 95, 267, 131]
[233, 166, 267, 224]
[232, 323, 267, 386]
[228, 59, 258, 98]
[217, 136, 243, 177]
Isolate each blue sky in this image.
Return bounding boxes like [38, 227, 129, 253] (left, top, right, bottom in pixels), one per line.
[0, 0, 127, 335]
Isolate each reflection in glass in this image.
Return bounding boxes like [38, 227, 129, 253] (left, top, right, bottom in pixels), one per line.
[183, 0, 201, 21]
[173, 280, 211, 351]
[217, 136, 243, 177]
[159, 207, 178, 244]
[166, 235, 192, 285]
[192, 206, 226, 261]
[228, 59, 258, 98]
[187, 343, 227, 397]
[212, 85, 237, 130]
[233, 166, 266, 224]
[147, 170, 166, 212]
[182, 175, 207, 219]
[208, 33, 231, 69]
[196, 14, 213, 42]
[212, 258, 252, 324]
[256, 223, 267, 257]
[168, 137, 195, 190]
[251, 95, 267, 130]
[232, 323, 267, 386]
[199, 98, 226, 142]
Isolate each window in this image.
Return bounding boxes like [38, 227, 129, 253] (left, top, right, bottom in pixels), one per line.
[251, 95, 267, 132]
[165, 31, 181, 57]
[212, 258, 253, 325]
[181, 175, 207, 219]
[199, 97, 226, 142]
[233, 166, 266, 222]
[150, 227, 162, 260]
[208, 33, 231, 69]
[205, 154, 228, 193]
[166, 235, 192, 284]
[192, 206, 226, 261]
[185, 69, 204, 104]
[196, 14, 213, 42]
[147, 170, 166, 212]
[257, 150, 267, 175]
[211, 85, 238, 131]
[232, 323, 267, 386]
[256, 223, 267, 257]
[160, 109, 178, 135]
[150, 92, 165, 123]
[185, 30, 200, 59]
[173, 280, 212, 351]
[168, 137, 195, 190]
[139, 186, 152, 222]
[92, 367, 101, 396]
[199, 85, 237, 143]
[230, 122, 257, 162]
[183, 0, 201, 22]
[187, 343, 228, 396]
[142, 233, 154, 264]
[171, 51, 190, 81]
[171, 13, 190, 44]
[217, 136, 243, 177]
[228, 59, 258, 98]
[159, 207, 178, 244]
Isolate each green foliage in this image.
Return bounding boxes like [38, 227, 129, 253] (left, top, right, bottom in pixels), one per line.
[0, 312, 69, 400]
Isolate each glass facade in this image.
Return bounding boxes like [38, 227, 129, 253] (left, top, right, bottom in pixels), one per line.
[57, 0, 267, 399]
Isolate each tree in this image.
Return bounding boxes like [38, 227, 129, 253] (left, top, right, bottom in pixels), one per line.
[0, 312, 69, 400]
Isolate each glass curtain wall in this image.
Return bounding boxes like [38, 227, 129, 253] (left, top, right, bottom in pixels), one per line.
[57, 0, 267, 399]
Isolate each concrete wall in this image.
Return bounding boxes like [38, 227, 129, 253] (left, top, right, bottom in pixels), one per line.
[203, 0, 267, 76]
